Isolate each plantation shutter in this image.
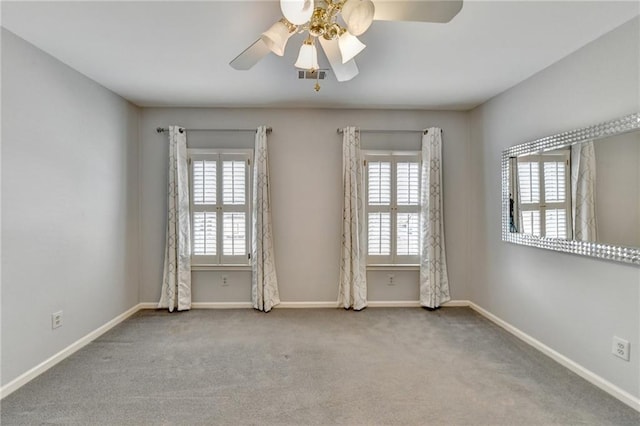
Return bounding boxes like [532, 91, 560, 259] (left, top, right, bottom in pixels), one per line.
[189, 151, 251, 265]
[365, 154, 421, 265]
[396, 161, 420, 262]
[517, 152, 570, 239]
[367, 159, 392, 263]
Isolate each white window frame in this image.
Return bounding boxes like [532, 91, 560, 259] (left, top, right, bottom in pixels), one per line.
[517, 150, 572, 239]
[364, 150, 421, 266]
[188, 148, 253, 267]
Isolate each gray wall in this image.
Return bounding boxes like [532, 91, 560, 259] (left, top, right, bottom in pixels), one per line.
[468, 17, 640, 399]
[1, 30, 140, 386]
[140, 108, 471, 304]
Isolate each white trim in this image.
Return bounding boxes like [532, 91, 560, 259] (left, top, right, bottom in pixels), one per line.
[362, 150, 421, 156]
[440, 299, 471, 307]
[468, 302, 640, 413]
[188, 148, 253, 156]
[367, 265, 419, 271]
[138, 302, 159, 309]
[367, 300, 421, 308]
[277, 301, 339, 308]
[0, 303, 143, 400]
[191, 265, 251, 271]
[191, 302, 253, 309]
[138, 300, 471, 310]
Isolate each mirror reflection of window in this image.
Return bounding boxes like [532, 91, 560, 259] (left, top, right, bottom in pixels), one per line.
[516, 149, 571, 239]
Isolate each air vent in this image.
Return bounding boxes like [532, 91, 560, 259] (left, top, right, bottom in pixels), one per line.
[298, 69, 327, 80]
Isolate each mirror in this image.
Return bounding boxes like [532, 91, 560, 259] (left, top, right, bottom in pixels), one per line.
[502, 113, 640, 265]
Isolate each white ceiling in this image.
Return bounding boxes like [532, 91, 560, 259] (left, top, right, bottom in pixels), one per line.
[2, 1, 638, 110]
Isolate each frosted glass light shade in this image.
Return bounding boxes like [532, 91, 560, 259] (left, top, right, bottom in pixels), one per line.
[338, 32, 366, 63]
[341, 0, 375, 36]
[294, 42, 319, 70]
[280, 0, 314, 25]
[261, 21, 294, 56]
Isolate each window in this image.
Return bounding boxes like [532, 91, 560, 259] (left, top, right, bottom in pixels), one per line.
[365, 152, 421, 265]
[517, 150, 571, 239]
[189, 149, 252, 265]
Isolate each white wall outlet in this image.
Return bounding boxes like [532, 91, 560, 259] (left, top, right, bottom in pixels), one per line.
[221, 275, 229, 286]
[612, 336, 630, 361]
[387, 274, 395, 286]
[51, 311, 63, 329]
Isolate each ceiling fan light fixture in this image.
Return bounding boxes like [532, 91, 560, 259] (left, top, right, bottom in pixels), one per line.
[338, 31, 366, 63]
[280, 0, 315, 25]
[261, 18, 296, 56]
[294, 37, 319, 70]
[341, 0, 375, 36]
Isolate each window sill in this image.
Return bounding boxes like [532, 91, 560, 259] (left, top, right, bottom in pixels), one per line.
[191, 264, 252, 271]
[367, 264, 419, 271]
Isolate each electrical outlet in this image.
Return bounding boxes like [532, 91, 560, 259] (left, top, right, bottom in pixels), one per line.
[387, 274, 395, 286]
[221, 275, 229, 286]
[612, 336, 630, 361]
[51, 311, 63, 329]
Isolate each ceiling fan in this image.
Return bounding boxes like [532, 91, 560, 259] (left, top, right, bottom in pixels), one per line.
[229, 0, 463, 90]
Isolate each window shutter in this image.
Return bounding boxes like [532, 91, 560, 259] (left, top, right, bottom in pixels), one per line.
[518, 162, 540, 203]
[397, 162, 420, 205]
[192, 160, 216, 205]
[223, 212, 246, 255]
[543, 161, 566, 202]
[396, 212, 419, 255]
[192, 212, 216, 255]
[189, 150, 252, 266]
[545, 209, 567, 239]
[368, 212, 391, 255]
[521, 210, 541, 237]
[223, 160, 246, 205]
[368, 161, 391, 205]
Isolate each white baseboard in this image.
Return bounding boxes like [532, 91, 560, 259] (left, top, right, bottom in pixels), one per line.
[277, 301, 338, 308]
[441, 299, 471, 307]
[139, 300, 470, 309]
[0, 303, 143, 400]
[367, 300, 419, 307]
[137, 302, 158, 309]
[468, 302, 640, 413]
[192, 302, 253, 309]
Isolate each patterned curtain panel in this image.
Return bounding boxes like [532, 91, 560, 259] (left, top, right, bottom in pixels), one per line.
[252, 126, 281, 312]
[338, 126, 367, 310]
[419, 128, 451, 309]
[571, 141, 597, 241]
[158, 126, 192, 312]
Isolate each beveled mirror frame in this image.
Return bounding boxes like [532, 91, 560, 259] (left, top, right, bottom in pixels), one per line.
[501, 112, 640, 265]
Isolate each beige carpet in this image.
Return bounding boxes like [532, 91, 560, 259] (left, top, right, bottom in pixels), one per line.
[2, 307, 639, 425]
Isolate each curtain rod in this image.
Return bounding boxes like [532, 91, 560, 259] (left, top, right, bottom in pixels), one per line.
[156, 127, 272, 134]
[336, 128, 441, 135]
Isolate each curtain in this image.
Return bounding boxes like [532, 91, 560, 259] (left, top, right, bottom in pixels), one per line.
[419, 128, 451, 309]
[338, 127, 367, 310]
[158, 126, 192, 312]
[252, 126, 281, 312]
[571, 141, 597, 241]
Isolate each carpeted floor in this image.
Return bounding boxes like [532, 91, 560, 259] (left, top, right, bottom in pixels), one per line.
[1, 307, 639, 425]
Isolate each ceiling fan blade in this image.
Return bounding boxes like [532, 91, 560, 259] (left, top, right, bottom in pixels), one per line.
[318, 37, 359, 82]
[373, 0, 463, 23]
[229, 38, 272, 70]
